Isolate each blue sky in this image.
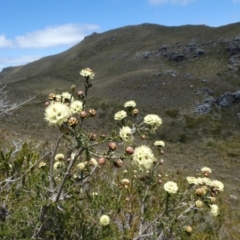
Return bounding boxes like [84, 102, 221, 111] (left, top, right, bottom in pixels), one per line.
[1, 0, 240, 72]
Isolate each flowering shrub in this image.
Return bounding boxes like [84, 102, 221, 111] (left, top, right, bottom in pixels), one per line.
[0, 68, 230, 239]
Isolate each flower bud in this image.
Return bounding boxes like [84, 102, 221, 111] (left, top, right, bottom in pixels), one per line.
[114, 159, 123, 168]
[80, 110, 88, 119]
[140, 134, 147, 140]
[45, 101, 50, 107]
[108, 142, 117, 151]
[98, 157, 106, 166]
[77, 90, 85, 97]
[125, 146, 134, 155]
[159, 159, 164, 165]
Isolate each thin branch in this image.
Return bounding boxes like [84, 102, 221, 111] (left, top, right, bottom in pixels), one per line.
[52, 147, 85, 202]
[49, 131, 62, 191]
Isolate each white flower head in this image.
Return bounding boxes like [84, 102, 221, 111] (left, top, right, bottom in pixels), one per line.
[186, 176, 199, 185]
[154, 140, 165, 147]
[61, 92, 73, 102]
[54, 161, 65, 170]
[119, 126, 133, 142]
[195, 200, 204, 208]
[201, 166, 212, 176]
[144, 114, 162, 129]
[202, 177, 212, 186]
[55, 94, 62, 102]
[99, 215, 110, 226]
[114, 110, 127, 121]
[89, 158, 98, 166]
[77, 162, 86, 170]
[70, 100, 83, 114]
[197, 177, 204, 185]
[164, 181, 178, 194]
[124, 100, 136, 108]
[211, 180, 224, 192]
[132, 145, 155, 170]
[45, 102, 71, 126]
[91, 192, 98, 197]
[210, 204, 219, 216]
[80, 68, 95, 79]
[121, 179, 130, 185]
[55, 153, 65, 161]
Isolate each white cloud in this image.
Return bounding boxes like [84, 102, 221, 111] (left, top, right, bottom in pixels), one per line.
[15, 23, 100, 48]
[149, 0, 195, 5]
[0, 23, 100, 50]
[0, 34, 13, 48]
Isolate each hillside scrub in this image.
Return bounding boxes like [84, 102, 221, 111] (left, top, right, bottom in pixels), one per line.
[0, 69, 239, 239]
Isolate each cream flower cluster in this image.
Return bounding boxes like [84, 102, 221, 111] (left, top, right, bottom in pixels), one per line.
[45, 102, 71, 126]
[55, 153, 65, 161]
[164, 181, 178, 194]
[124, 100, 136, 108]
[201, 166, 212, 176]
[210, 204, 219, 216]
[114, 110, 127, 121]
[70, 100, 83, 114]
[144, 114, 162, 128]
[132, 145, 155, 170]
[211, 180, 224, 192]
[45, 89, 84, 125]
[154, 140, 165, 147]
[61, 92, 73, 102]
[119, 126, 133, 142]
[54, 161, 65, 170]
[77, 162, 86, 170]
[186, 176, 199, 185]
[187, 176, 224, 192]
[80, 68, 95, 79]
[99, 215, 110, 226]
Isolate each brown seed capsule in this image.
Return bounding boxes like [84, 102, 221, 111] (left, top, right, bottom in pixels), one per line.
[88, 108, 96, 117]
[98, 157, 106, 166]
[68, 117, 78, 127]
[89, 133, 97, 141]
[132, 108, 139, 115]
[48, 93, 56, 100]
[125, 146, 134, 154]
[108, 142, 117, 151]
